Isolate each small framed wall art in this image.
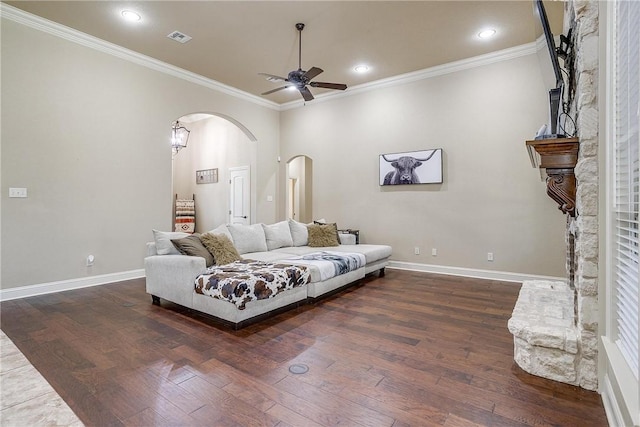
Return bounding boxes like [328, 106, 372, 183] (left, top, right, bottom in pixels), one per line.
[196, 168, 218, 184]
[379, 148, 443, 185]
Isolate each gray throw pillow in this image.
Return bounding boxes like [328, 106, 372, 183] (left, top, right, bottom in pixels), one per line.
[171, 234, 215, 267]
[201, 233, 242, 265]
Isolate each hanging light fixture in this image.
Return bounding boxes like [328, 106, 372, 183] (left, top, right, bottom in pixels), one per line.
[171, 120, 190, 155]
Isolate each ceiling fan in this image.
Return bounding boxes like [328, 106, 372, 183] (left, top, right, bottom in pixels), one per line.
[260, 23, 347, 102]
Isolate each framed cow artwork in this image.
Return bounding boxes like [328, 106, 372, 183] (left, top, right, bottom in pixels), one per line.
[379, 148, 443, 186]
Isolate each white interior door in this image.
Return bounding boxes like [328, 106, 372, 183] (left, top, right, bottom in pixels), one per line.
[229, 166, 250, 225]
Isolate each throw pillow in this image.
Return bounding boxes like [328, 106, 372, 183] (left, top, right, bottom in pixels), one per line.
[307, 223, 340, 247]
[262, 221, 294, 250]
[170, 234, 214, 267]
[288, 219, 309, 247]
[208, 223, 234, 243]
[201, 233, 242, 265]
[314, 220, 341, 243]
[153, 229, 189, 255]
[227, 223, 268, 254]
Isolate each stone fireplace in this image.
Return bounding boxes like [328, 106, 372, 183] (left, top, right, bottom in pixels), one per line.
[508, 0, 599, 391]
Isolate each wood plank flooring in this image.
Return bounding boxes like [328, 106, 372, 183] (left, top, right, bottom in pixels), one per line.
[0, 269, 608, 426]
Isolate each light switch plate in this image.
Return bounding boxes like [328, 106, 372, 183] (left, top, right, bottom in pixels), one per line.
[9, 187, 27, 198]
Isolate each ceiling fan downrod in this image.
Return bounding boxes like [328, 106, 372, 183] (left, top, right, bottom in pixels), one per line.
[296, 23, 304, 71]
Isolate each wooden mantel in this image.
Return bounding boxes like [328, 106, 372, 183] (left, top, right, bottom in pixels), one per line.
[526, 137, 580, 217]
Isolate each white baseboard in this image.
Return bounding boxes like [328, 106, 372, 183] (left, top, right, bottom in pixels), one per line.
[601, 374, 625, 427]
[601, 337, 639, 427]
[387, 261, 565, 283]
[0, 269, 145, 301]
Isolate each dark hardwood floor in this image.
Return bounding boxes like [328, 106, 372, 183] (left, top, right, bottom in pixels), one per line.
[1, 269, 607, 426]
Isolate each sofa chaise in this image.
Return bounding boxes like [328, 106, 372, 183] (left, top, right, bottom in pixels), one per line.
[144, 220, 392, 329]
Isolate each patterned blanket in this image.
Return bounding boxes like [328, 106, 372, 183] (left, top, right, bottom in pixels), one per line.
[195, 260, 310, 309]
[281, 251, 365, 281]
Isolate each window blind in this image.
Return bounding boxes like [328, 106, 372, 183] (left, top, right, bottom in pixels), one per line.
[613, 0, 639, 378]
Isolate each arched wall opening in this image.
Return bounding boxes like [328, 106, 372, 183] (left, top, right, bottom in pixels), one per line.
[171, 112, 258, 232]
[286, 155, 313, 223]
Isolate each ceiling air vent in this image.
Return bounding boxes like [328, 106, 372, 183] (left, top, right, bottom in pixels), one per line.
[167, 31, 192, 44]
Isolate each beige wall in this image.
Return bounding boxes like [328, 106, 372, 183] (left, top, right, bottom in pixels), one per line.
[0, 19, 279, 289]
[280, 53, 567, 277]
[1, 14, 569, 290]
[172, 116, 255, 232]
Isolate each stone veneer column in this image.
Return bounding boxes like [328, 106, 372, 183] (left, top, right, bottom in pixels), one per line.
[509, 1, 600, 391]
[569, 0, 599, 391]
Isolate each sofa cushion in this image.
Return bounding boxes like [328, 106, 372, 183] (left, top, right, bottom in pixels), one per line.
[227, 223, 268, 254]
[288, 219, 309, 247]
[307, 223, 340, 247]
[153, 229, 189, 255]
[201, 233, 242, 265]
[262, 221, 294, 250]
[171, 234, 215, 267]
[208, 224, 234, 243]
[242, 251, 291, 263]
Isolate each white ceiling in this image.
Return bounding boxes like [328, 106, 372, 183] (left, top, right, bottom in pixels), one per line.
[4, 1, 564, 105]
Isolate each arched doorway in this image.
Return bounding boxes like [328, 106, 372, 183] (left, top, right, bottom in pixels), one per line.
[171, 113, 257, 232]
[286, 155, 313, 223]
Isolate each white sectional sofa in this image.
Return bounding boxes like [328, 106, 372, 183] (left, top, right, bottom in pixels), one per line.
[144, 220, 392, 329]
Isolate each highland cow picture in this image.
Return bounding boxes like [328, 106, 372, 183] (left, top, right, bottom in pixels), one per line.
[379, 149, 443, 185]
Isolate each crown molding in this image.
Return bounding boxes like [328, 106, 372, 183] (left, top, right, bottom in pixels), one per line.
[2, 3, 538, 112]
[280, 41, 537, 111]
[0, 3, 280, 111]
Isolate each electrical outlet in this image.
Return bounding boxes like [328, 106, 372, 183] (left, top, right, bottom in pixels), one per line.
[414, 247, 420, 255]
[86, 255, 95, 267]
[487, 252, 494, 262]
[432, 248, 437, 256]
[9, 187, 27, 198]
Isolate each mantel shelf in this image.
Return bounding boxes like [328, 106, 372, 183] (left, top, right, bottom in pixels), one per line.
[525, 137, 579, 217]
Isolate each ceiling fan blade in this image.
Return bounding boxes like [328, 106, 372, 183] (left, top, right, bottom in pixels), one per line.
[298, 86, 315, 101]
[309, 82, 348, 91]
[261, 86, 290, 95]
[302, 67, 323, 81]
[258, 72, 287, 82]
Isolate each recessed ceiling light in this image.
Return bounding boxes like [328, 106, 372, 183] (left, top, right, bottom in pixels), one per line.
[478, 29, 497, 39]
[354, 65, 370, 73]
[121, 10, 141, 22]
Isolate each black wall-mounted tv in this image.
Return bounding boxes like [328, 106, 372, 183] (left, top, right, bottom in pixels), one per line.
[534, 0, 565, 137]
